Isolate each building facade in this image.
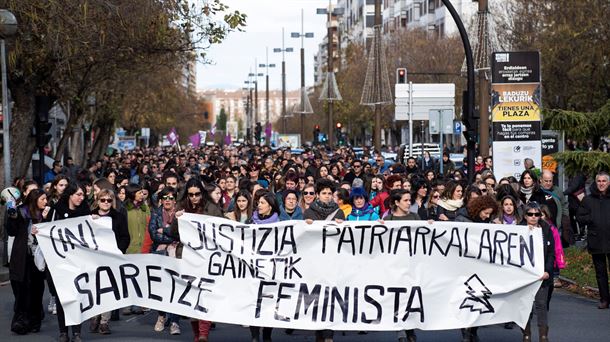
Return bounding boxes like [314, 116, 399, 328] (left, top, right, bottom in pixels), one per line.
[198, 89, 300, 136]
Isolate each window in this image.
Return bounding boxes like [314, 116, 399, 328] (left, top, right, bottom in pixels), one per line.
[365, 15, 375, 27]
[366, 0, 376, 5]
[428, 0, 435, 13]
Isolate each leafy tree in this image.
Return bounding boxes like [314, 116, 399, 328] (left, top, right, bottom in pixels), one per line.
[506, 0, 610, 112]
[544, 100, 610, 176]
[216, 108, 228, 132]
[2, 0, 246, 183]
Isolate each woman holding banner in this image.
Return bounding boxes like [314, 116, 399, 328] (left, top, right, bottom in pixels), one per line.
[454, 195, 499, 342]
[88, 189, 130, 335]
[303, 179, 345, 342]
[149, 187, 182, 335]
[246, 190, 281, 342]
[7, 189, 48, 335]
[225, 190, 253, 223]
[385, 188, 419, 342]
[520, 202, 555, 342]
[123, 183, 150, 316]
[173, 178, 218, 342]
[43, 182, 91, 342]
[437, 181, 464, 221]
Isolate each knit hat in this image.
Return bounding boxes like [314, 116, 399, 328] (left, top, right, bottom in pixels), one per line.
[349, 187, 368, 202]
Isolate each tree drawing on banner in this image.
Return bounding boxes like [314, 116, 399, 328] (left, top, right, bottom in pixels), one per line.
[459, 274, 495, 314]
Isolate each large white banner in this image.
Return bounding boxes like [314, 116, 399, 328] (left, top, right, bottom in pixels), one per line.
[36, 214, 544, 330]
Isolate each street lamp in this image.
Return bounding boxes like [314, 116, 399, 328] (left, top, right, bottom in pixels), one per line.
[317, 2, 344, 148]
[273, 28, 294, 134]
[291, 9, 315, 144]
[0, 9, 17, 187]
[248, 68, 264, 144]
[259, 48, 276, 145]
[243, 77, 256, 144]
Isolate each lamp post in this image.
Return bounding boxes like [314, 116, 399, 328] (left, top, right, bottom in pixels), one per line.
[441, 0, 476, 182]
[0, 9, 17, 187]
[243, 75, 255, 144]
[273, 28, 294, 134]
[291, 9, 314, 143]
[259, 48, 276, 145]
[317, 1, 344, 149]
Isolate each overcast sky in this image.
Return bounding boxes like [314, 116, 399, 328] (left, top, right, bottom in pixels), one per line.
[196, 0, 331, 92]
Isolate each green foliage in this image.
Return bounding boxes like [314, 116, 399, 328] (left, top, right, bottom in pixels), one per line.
[562, 247, 601, 290]
[216, 108, 228, 132]
[553, 151, 610, 177]
[543, 101, 610, 144]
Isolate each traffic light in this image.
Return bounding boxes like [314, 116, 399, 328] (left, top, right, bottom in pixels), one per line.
[335, 123, 343, 146]
[313, 125, 320, 144]
[461, 90, 478, 142]
[255, 122, 262, 142]
[35, 96, 53, 148]
[396, 68, 407, 84]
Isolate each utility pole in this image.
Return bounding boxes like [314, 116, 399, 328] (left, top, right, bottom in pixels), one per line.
[326, 6, 334, 148]
[259, 49, 276, 145]
[291, 9, 314, 143]
[373, 0, 382, 151]
[478, 0, 490, 157]
[274, 28, 293, 134]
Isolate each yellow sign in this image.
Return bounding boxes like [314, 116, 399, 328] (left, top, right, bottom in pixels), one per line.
[491, 84, 541, 122]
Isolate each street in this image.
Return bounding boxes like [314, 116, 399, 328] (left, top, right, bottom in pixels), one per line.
[1, 282, 608, 342]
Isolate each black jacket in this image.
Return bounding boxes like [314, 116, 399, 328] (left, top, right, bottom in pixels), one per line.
[6, 206, 42, 282]
[94, 207, 130, 254]
[564, 174, 586, 210]
[519, 219, 555, 287]
[303, 201, 345, 221]
[577, 182, 610, 254]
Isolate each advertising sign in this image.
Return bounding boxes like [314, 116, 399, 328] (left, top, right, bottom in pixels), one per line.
[491, 52, 542, 180]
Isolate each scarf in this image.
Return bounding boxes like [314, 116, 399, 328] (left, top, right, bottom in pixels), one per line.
[252, 211, 279, 224]
[438, 198, 463, 211]
[162, 208, 175, 226]
[503, 214, 516, 225]
[309, 199, 340, 217]
[520, 186, 533, 202]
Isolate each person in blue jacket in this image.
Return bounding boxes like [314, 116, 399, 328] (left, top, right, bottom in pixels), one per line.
[347, 187, 379, 221]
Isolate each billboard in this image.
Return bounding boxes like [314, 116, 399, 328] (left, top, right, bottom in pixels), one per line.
[491, 52, 542, 180]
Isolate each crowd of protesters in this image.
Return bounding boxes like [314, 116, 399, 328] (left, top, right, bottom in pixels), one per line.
[5, 142, 609, 342]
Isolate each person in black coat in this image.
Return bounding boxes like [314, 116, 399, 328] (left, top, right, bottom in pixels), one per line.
[576, 172, 610, 309]
[41, 182, 91, 342]
[7, 189, 48, 335]
[520, 202, 555, 341]
[564, 173, 586, 240]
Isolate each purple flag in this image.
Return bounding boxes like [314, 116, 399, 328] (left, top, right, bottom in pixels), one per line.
[167, 128, 178, 145]
[189, 133, 200, 147]
[265, 123, 272, 138]
[224, 134, 232, 146]
[210, 124, 217, 138]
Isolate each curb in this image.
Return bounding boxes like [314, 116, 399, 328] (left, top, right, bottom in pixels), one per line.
[558, 275, 600, 295]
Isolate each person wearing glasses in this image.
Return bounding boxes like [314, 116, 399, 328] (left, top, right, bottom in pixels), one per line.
[343, 160, 365, 185]
[418, 189, 441, 221]
[41, 183, 91, 342]
[279, 189, 304, 221]
[303, 179, 345, 342]
[88, 189, 129, 335]
[577, 171, 610, 310]
[299, 184, 316, 212]
[172, 178, 219, 342]
[148, 187, 181, 335]
[520, 202, 555, 342]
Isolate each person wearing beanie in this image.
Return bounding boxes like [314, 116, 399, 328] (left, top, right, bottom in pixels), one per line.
[347, 187, 379, 221]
